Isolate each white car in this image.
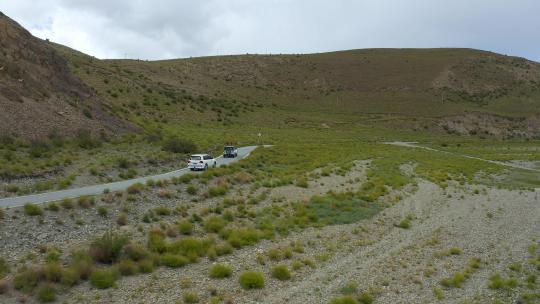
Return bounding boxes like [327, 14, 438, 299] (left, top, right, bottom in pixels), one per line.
[188, 154, 217, 171]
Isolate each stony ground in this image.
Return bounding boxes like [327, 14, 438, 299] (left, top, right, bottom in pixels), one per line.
[0, 160, 538, 304]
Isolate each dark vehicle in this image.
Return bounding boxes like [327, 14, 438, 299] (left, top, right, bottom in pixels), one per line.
[223, 146, 238, 158]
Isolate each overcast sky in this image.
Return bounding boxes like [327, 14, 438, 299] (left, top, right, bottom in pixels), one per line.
[2, 0, 540, 61]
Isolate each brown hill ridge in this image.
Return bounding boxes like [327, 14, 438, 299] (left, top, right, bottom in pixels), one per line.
[0, 12, 134, 139]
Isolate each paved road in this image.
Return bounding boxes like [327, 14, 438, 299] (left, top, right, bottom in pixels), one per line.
[0, 146, 259, 208]
[384, 141, 540, 173]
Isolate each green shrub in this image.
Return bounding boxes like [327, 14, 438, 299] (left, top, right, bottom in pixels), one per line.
[77, 196, 95, 208]
[13, 267, 40, 293]
[60, 198, 74, 209]
[167, 237, 208, 260]
[60, 267, 79, 287]
[162, 137, 197, 154]
[161, 254, 189, 268]
[0, 257, 9, 278]
[183, 291, 199, 303]
[396, 215, 412, 229]
[117, 213, 128, 226]
[186, 184, 197, 195]
[147, 230, 166, 253]
[98, 206, 108, 217]
[154, 206, 171, 216]
[204, 216, 226, 233]
[239, 270, 265, 289]
[207, 185, 228, 197]
[178, 220, 193, 235]
[124, 243, 148, 261]
[24, 203, 43, 216]
[45, 202, 59, 212]
[271, 264, 291, 281]
[70, 251, 94, 280]
[225, 227, 262, 248]
[116, 259, 138, 276]
[449, 247, 462, 255]
[90, 269, 118, 289]
[440, 272, 466, 288]
[43, 262, 63, 282]
[76, 129, 101, 149]
[89, 232, 129, 264]
[330, 295, 358, 304]
[138, 259, 155, 273]
[29, 140, 52, 158]
[214, 243, 233, 256]
[37, 283, 56, 302]
[127, 182, 144, 194]
[488, 273, 518, 290]
[209, 264, 232, 279]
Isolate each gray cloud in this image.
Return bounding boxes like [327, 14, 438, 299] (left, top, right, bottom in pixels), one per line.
[2, 0, 540, 61]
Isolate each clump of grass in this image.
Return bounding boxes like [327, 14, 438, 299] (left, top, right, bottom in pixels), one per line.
[116, 259, 138, 276]
[77, 196, 95, 208]
[449, 247, 462, 255]
[161, 254, 189, 268]
[138, 259, 154, 273]
[89, 232, 129, 264]
[117, 213, 128, 226]
[204, 216, 226, 233]
[37, 283, 56, 302]
[208, 263, 232, 279]
[124, 243, 148, 261]
[295, 178, 308, 188]
[433, 287, 444, 300]
[90, 268, 118, 289]
[223, 227, 263, 248]
[207, 184, 229, 197]
[0, 257, 9, 278]
[127, 183, 144, 194]
[178, 220, 193, 235]
[13, 267, 40, 293]
[24, 203, 43, 216]
[183, 291, 199, 303]
[0, 208, 4, 220]
[488, 273, 518, 290]
[97, 206, 108, 217]
[239, 270, 265, 289]
[440, 272, 466, 288]
[45, 202, 59, 212]
[186, 184, 198, 195]
[271, 264, 291, 281]
[154, 206, 171, 216]
[60, 198, 74, 209]
[395, 215, 413, 229]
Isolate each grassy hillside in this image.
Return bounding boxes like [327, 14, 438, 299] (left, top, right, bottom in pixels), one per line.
[0, 13, 133, 139]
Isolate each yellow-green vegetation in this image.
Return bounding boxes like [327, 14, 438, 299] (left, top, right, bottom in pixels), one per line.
[90, 269, 118, 289]
[440, 258, 482, 288]
[0, 257, 9, 279]
[208, 263, 232, 279]
[271, 264, 291, 281]
[182, 291, 200, 303]
[239, 270, 265, 289]
[23, 203, 43, 216]
[396, 215, 413, 229]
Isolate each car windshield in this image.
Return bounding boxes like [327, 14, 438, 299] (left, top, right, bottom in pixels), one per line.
[225, 147, 234, 151]
[190, 156, 201, 160]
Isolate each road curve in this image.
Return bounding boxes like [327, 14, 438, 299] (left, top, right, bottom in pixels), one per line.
[0, 145, 259, 208]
